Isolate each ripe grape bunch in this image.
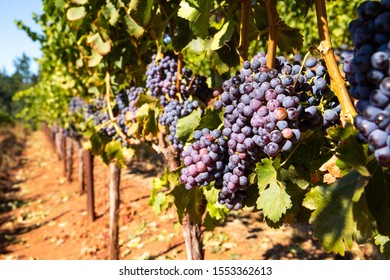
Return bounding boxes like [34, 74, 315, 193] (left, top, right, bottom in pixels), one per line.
[114, 87, 144, 147]
[145, 52, 213, 151]
[181, 52, 341, 210]
[64, 97, 85, 139]
[346, 0, 390, 167]
[85, 97, 116, 138]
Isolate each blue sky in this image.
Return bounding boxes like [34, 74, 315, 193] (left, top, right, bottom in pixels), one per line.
[0, 0, 43, 75]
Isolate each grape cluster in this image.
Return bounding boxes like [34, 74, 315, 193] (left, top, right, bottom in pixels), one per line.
[63, 123, 78, 139]
[145, 53, 213, 151]
[126, 86, 144, 122]
[69, 96, 85, 116]
[82, 85, 145, 147]
[181, 53, 341, 210]
[180, 128, 228, 189]
[114, 87, 144, 139]
[345, 0, 390, 167]
[65, 97, 86, 139]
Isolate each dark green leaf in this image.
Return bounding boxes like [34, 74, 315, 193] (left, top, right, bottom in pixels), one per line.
[196, 108, 223, 132]
[336, 132, 369, 177]
[303, 170, 370, 255]
[286, 129, 332, 172]
[365, 162, 390, 236]
[169, 185, 205, 224]
[172, 18, 194, 51]
[277, 26, 304, 53]
[137, 0, 154, 26]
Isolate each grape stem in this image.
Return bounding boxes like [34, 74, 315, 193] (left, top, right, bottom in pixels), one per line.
[314, 0, 357, 125]
[265, 0, 279, 69]
[238, 0, 250, 66]
[176, 52, 184, 103]
[293, 50, 312, 91]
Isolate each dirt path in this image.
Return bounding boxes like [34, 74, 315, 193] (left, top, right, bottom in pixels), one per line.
[0, 129, 384, 260]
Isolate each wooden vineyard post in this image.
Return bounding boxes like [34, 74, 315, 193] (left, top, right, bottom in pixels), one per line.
[84, 149, 95, 222]
[166, 147, 204, 260]
[109, 161, 121, 260]
[50, 127, 56, 152]
[62, 133, 67, 177]
[66, 138, 74, 182]
[77, 141, 85, 194]
[55, 130, 63, 160]
[314, 0, 357, 125]
[182, 214, 203, 260]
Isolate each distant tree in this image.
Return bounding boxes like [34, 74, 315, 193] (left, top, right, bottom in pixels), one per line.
[0, 53, 38, 116]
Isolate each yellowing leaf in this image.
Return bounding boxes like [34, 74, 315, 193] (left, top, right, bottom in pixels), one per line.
[87, 33, 111, 55]
[67, 6, 86, 21]
[87, 51, 103, 67]
[124, 14, 144, 38]
[71, 0, 88, 4]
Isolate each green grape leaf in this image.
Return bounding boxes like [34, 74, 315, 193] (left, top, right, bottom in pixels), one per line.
[148, 168, 176, 215]
[137, 0, 154, 26]
[281, 165, 310, 190]
[365, 162, 390, 236]
[83, 124, 104, 155]
[134, 93, 156, 107]
[286, 129, 332, 172]
[188, 37, 209, 54]
[374, 234, 390, 258]
[150, 192, 167, 215]
[336, 134, 370, 177]
[303, 169, 370, 256]
[255, 158, 277, 193]
[176, 109, 202, 142]
[172, 18, 194, 51]
[103, 140, 124, 165]
[178, 0, 211, 39]
[102, 1, 120, 26]
[277, 26, 304, 53]
[258, 180, 292, 223]
[169, 184, 205, 224]
[203, 185, 228, 231]
[210, 51, 230, 75]
[134, 102, 159, 140]
[255, 158, 292, 223]
[211, 21, 234, 51]
[331, 124, 370, 176]
[124, 14, 144, 38]
[195, 108, 223, 132]
[67, 6, 86, 21]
